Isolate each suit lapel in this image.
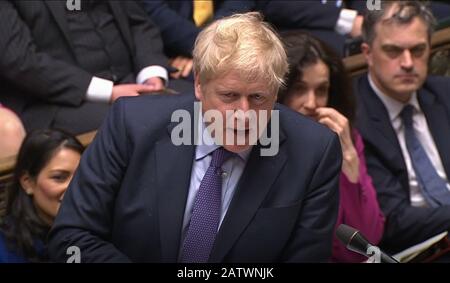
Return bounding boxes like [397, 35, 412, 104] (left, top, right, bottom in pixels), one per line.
[361, 76, 401, 149]
[209, 127, 287, 262]
[359, 75, 405, 165]
[156, 121, 195, 262]
[419, 89, 450, 178]
[108, 1, 134, 53]
[44, 0, 76, 52]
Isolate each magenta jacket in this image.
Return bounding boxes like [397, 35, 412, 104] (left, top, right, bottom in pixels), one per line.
[332, 130, 385, 263]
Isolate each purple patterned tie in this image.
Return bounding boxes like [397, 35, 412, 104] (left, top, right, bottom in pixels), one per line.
[180, 147, 232, 263]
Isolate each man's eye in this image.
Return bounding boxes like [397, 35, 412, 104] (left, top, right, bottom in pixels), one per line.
[384, 47, 403, 58]
[251, 94, 268, 104]
[411, 46, 426, 57]
[222, 93, 236, 98]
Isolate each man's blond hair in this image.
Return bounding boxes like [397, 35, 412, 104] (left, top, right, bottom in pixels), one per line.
[193, 12, 288, 93]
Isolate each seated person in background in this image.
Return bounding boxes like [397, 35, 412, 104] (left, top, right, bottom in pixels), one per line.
[349, 0, 450, 23]
[48, 12, 342, 263]
[142, 0, 252, 80]
[356, 0, 450, 253]
[0, 129, 83, 262]
[253, 0, 364, 56]
[0, 106, 25, 159]
[279, 32, 385, 262]
[0, 0, 192, 135]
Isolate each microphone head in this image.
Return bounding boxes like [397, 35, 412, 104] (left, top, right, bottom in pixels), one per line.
[336, 224, 399, 263]
[336, 224, 370, 256]
[336, 224, 358, 246]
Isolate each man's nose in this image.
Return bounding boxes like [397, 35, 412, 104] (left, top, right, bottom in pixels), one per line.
[237, 97, 250, 112]
[400, 49, 414, 71]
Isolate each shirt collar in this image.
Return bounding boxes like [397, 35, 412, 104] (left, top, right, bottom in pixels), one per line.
[195, 112, 252, 162]
[368, 73, 421, 122]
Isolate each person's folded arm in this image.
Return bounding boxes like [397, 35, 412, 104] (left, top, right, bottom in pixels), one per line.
[125, 1, 170, 72]
[338, 132, 385, 246]
[258, 0, 341, 30]
[141, 0, 200, 57]
[0, 1, 93, 106]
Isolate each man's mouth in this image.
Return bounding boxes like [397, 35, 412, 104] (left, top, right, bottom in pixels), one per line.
[395, 74, 418, 79]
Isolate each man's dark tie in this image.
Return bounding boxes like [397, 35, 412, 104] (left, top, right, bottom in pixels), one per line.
[180, 147, 232, 263]
[401, 105, 450, 207]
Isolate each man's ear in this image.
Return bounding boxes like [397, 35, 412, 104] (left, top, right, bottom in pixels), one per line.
[361, 42, 373, 67]
[194, 74, 203, 101]
[20, 173, 34, 196]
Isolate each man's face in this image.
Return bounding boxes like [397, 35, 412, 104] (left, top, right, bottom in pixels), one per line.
[362, 17, 430, 102]
[195, 71, 277, 153]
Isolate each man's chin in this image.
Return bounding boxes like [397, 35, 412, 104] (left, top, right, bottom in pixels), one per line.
[394, 77, 424, 91]
[393, 84, 421, 97]
[223, 144, 252, 153]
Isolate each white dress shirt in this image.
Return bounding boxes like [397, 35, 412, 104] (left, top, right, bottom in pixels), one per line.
[368, 75, 450, 207]
[335, 8, 358, 35]
[319, 0, 358, 35]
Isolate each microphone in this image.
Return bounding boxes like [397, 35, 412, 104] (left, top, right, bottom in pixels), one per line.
[336, 224, 399, 263]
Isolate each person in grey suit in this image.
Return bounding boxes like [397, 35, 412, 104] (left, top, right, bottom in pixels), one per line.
[48, 12, 342, 263]
[0, 0, 191, 135]
[355, 0, 450, 253]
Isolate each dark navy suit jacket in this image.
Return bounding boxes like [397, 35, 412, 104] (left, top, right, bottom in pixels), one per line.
[254, 0, 349, 56]
[142, 0, 252, 57]
[48, 94, 342, 262]
[0, 233, 27, 263]
[355, 74, 450, 252]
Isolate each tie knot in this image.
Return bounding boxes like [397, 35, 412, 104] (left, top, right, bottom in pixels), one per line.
[400, 104, 414, 128]
[210, 147, 232, 168]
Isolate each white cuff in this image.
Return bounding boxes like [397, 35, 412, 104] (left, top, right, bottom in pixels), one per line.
[136, 65, 168, 86]
[322, 0, 344, 7]
[335, 9, 358, 35]
[86, 77, 114, 103]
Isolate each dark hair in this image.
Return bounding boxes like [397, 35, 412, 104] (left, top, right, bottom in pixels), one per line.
[0, 129, 84, 262]
[362, 0, 436, 45]
[279, 31, 355, 124]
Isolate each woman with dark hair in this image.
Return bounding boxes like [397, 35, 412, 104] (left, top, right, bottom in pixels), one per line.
[0, 129, 84, 262]
[280, 31, 385, 262]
